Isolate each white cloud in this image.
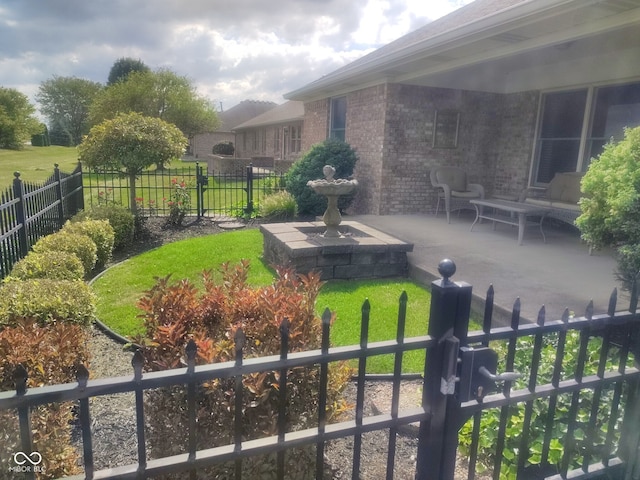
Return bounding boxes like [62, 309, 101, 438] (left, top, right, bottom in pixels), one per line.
[0, 0, 473, 113]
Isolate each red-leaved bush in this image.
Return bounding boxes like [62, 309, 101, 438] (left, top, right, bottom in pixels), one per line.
[133, 261, 351, 479]
[0, 320, 90, 479]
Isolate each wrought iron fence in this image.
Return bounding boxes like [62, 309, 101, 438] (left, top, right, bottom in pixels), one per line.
[0, 163, 84, 279]
[0, 261, 638, 479]
[82, 163, 286, 217]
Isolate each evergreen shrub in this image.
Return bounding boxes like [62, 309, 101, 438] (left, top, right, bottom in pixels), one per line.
[32, 231, 97, 275]
[212, 141, 234, 155]
[9, 251, 84, 281]
[62, 219, 115, 269]
[0, 279, 96, 328]
[72, 204, 135, 250]
[285, 139, 358, 217]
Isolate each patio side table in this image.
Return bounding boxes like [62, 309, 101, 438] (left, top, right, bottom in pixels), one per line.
[469, 198, 551, 245]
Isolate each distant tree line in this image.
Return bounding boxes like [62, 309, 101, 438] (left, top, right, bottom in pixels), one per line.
[0, 57, 219, 150]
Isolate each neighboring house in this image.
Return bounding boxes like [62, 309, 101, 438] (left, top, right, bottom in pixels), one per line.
[285, 0, 640, 215]
[233, 100, 304, 163]
[189, 100, 277, 159]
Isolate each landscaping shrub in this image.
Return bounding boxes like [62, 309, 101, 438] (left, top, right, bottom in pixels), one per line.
[459, 330, 632, 478]
[133, 261, 352, 478]
[9, 250, 84, 281]
[32, 230, 97, 275]
[259, 190, 298, 221]
[285, 139, 358, 216]
[62, 219, 115, 269]
[212, 141, 234, 155]
[71, 203, 135, 250]
[0, 319, 89, 478]
[0, 279, 96, 328]
[164, 177, 191, 226]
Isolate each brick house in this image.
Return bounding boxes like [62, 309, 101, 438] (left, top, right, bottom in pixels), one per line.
[233, 100, 304, 164]
[189, 100, 277, 159]
[285, 0, 640, 215]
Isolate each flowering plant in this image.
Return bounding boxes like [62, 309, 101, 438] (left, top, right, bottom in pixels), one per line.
[164, 178, 191, 225]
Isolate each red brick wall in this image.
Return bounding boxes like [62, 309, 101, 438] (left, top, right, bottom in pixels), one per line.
[300, 84, 539, 215]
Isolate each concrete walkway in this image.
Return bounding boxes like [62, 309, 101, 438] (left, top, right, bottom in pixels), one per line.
[350, 213, 627, 325]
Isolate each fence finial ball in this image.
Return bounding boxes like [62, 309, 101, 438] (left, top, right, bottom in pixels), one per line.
[13, 171, 21, 179]
[438, 258, 456, 283]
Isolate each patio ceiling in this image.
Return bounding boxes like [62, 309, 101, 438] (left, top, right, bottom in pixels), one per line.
[287, 0, 640, 100]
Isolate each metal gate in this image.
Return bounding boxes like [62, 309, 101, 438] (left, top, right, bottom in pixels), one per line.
[417, 259, 640, 480]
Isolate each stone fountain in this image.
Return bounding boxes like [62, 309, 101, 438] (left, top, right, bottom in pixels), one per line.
[260, 165, 413, 280]
[306, 165, 358, 238]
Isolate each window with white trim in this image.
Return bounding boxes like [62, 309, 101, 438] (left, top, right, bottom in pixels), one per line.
[533, 81, 640, 184]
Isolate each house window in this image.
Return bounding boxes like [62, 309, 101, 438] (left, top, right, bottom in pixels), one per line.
[290, 125, 301, 153]
[329, 96, 346, 141]
[533, 81, 640, 184]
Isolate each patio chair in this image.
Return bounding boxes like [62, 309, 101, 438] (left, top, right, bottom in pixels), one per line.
[430, 166, 485, 223]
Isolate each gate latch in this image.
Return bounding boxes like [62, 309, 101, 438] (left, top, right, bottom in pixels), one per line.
[458, 346, 521, 402]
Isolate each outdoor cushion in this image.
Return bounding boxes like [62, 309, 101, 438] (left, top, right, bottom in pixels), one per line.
[544, 172, 583, 204]
[436, 168, 467, 192]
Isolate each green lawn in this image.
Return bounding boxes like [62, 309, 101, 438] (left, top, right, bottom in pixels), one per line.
[0, 146, 80, 186]
[92, 229, 434, 373]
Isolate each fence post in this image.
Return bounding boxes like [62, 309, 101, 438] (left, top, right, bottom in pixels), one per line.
[245, 163, 254, 215]
[53, 164, 65, 228]
[12, 172, 29, 256]
[76, 161, 85, 213]
[415, 259, 472, 480]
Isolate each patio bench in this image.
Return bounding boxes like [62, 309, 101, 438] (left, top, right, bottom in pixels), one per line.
[519, 172, 583, 227]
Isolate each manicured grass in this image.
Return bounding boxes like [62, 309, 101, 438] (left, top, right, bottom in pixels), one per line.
[0, 146, 80, 186]
[92, 228, 436, 373]
[92, 229, 272, 337]
[318, 279, 431, 373]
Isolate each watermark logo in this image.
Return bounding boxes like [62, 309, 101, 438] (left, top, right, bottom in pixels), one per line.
[8, 451, 45, 473]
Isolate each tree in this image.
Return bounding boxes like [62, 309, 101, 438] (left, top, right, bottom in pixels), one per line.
[107, 57, 150, 86]
[0, 87, 41, 150]
[78, 112, 187, 214]
[90, 69, 219, 140]
[576, 126, 640, 291]
[36, 76, 103, 146]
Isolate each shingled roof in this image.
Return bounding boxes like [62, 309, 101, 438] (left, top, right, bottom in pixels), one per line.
[217, 100, 278, 131]
[233, 101, 304, 130]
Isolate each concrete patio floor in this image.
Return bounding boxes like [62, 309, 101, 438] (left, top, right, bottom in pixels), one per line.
[350, 212, 627, 325]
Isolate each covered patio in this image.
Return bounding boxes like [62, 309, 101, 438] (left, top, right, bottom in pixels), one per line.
[351, 212, 624, 325]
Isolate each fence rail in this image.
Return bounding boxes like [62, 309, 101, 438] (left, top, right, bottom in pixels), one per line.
[0, 163, 84, 279]
[82, 163, 285, 217]
[1, 261, 639, 479]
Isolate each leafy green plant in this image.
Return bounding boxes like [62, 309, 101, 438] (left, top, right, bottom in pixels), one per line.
[577, 126, 640, 291]
[62, 219, 115, 269]
[0, 319, 89, 478]
[133, 261, 352, 478]
[9, 251, 84, 281]
[259, 190, 298, 221]
[459, 330, 631, 478]
[285, 139, 358, 216]
[164, 177, 191, 226]
[0, 279, 96, 328]
[212, 141, 234, 155]
[72, 203, 135, 250]
[32, 230, 97, 276]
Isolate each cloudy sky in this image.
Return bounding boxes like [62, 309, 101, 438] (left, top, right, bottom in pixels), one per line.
[1, 0, 473, 115]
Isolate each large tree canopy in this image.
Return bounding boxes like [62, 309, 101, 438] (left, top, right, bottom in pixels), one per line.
[78, 112, 187, 213]
[90, 69, 219, 139]
[107, 57, 150, 86]
[0, 87, 41, 150]
[36, 76, 103, 146]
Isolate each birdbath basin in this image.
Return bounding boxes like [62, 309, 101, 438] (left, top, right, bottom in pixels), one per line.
[307, 165, 358, 238]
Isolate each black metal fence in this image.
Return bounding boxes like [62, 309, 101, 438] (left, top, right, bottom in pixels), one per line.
[0, 163, 84, 279]
[1, 260, 639, 479]
[82, 163, 286, 217]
